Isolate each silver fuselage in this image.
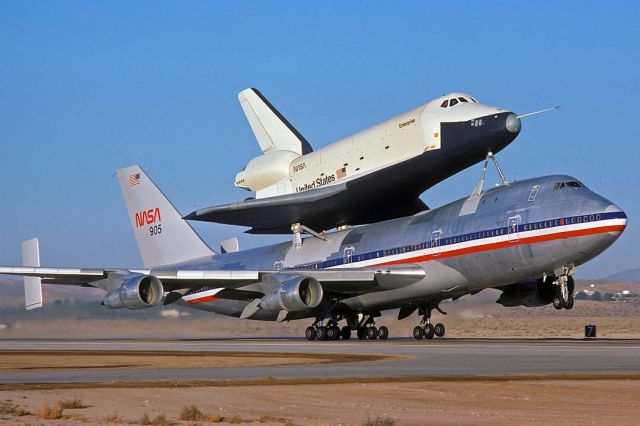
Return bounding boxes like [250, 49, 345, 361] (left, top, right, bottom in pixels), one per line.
[171, 175, 626, 320]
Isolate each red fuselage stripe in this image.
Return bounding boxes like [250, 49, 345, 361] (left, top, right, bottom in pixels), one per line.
[376, 224, 625, 266]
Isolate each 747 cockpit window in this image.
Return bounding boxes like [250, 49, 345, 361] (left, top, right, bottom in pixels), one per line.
[553, 180, 584, 190]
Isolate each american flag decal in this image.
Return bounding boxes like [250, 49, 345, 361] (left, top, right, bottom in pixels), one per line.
[336, 167, 347, 179]
[128, 173, 141, 186]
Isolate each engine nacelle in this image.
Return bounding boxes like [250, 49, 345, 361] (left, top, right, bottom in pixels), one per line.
[235, 150, 300, 191]
[102, 274, 164, 310]
[260, 276, 323, 312]
[497, 277, 558, 307]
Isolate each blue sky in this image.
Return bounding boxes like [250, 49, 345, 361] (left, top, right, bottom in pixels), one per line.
[1, 1, 638, 278]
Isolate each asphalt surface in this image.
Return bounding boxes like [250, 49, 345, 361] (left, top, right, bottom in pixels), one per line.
[1, 338, 639, 384]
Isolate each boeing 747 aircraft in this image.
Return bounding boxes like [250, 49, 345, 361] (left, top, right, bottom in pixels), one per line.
[1, 165, 625, 340]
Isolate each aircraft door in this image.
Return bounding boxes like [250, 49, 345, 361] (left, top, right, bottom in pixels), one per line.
[431, 231, 442, 256]
[508, 216, 520, 243]
[343, 246, 354, 265]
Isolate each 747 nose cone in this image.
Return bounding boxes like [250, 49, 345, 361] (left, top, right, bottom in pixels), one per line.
[505, 113, 521, 133]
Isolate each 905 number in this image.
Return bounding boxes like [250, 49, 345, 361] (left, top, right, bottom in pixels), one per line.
[149, 224, 162, 236]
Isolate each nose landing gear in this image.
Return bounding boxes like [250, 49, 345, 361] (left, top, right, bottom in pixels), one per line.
[552, 269, 575, 310]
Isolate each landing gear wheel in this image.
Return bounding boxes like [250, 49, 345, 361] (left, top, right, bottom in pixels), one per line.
[564, 295, 574, 310]
[378, 326, 389, 340]
[434, 323, 445, 338]
[367, 326, 378, 340]
[413, 326, 425, 340]
[340, 326, 352, 340]
[332, 326, 341, 340]
[317, 326, 328, 341]
[305, 327, 317, 341]
[424, 323, 435, 340]
[326, 327, 337, 340]
[357, 327, 367, 340]
[552, 296, 563, 310]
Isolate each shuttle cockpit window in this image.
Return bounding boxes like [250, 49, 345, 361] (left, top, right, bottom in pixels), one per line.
[470, 97, 478, 103]
[440, 100, 449, 108]
[553, 181, 584, 190]
[458, 97, 469, 103]
[449, 98, 459, 107]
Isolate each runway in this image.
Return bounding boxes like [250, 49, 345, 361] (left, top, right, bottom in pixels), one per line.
[1, 338, 639, 385]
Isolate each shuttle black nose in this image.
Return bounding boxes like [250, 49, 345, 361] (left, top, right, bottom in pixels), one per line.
[505, 113, 521, 133]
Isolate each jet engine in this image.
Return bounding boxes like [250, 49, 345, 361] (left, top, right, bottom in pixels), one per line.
[260, 276, 323, 312]
[496, 276, 572, 307]
[102, 274, 164, 310]
[235, 150, 300, 192]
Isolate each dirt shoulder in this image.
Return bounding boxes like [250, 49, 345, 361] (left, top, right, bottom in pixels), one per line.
[1, 377, 639, 425]
[0, 350, 388, 372]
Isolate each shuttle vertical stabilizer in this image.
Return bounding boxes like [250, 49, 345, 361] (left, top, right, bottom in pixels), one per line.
[238, 88, 313, 155]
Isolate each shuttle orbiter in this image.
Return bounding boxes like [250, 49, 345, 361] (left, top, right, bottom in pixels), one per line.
[186, 89, 526, 233]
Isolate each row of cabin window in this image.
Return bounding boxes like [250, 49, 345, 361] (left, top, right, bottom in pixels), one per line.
[293, 212, 606, 269]
[298, 214, 603, 267]
[522, 214, 601, 231]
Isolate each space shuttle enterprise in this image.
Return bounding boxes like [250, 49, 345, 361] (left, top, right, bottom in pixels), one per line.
[186, 89, 525, 234]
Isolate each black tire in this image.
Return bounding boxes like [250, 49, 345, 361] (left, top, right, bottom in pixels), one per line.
[317, 326, 328, 341]
[413, 326, 425, 340]
[340, 326, 352, 340]
[357, 327, 367, 340]
[434, 323, 445, 338]
[553, 296, 563, 310]
[305, 327, 317, 341]
[367, 326, 378, 340]
[326, 326, 337, 340]
[424, 323, 435, 339]
[378, 326, 389, 340]
[332, 326, 341, 340]
[564, 295, 574, 310]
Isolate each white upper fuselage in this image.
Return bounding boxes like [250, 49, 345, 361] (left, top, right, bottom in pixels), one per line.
[235, 93, 510, 198]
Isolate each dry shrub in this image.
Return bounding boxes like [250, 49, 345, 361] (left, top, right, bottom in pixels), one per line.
[179, 405, 204, 421]
[37, 403, 64, 420]
[206, 413, 225, 422]
[363, 415, 396, 426]
[103, 412, 122, 423]
[57, 398, 87, 409]
[0, 402, 30, 416]
[259, 414, 290, 423]
[139, 413, 174, 425]
[227, 414, 248, 424]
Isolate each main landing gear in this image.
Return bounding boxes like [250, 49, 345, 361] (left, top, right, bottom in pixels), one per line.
[552, 272, 575, 310]
[413, 303, 446, 341]
[355, 314, 389, 341]
[305, 318, 342, 341]
[304, 314, 389, 341]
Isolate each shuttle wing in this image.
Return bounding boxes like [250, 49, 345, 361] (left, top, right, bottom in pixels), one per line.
[185, 167, 428, 234]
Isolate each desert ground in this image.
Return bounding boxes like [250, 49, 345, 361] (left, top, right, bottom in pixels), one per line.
[2, 377, 640, 425]
[2, 280, 639, 424]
